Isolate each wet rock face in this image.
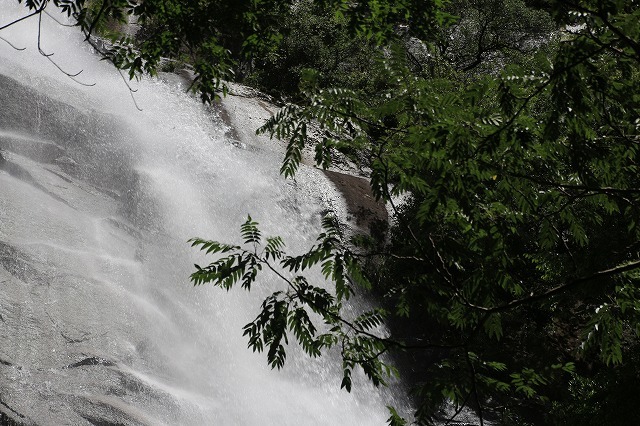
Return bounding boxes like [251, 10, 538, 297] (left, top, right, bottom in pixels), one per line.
[0, 241, 47, 285]
[0, 133, 66, 164]
[0, 75, 78, 147]
[0, 74, 135, 194]
[0, 73, 169, 426]
[322, 169, 388, 237]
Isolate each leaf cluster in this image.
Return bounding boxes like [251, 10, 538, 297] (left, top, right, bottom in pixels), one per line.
[190, 216, 398, 389]
[244, 1, 640, 423]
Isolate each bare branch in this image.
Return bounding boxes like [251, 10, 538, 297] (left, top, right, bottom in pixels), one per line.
[0, 3, 46, 32]
[84, 0, 108, 41]
[564, 1, 640, 59]
[118, 69, 142, 111]
[444, 388, 474, 426]
[44, 9, 76, 27]
[472, 259, 640, 314]
[37, 10, 95, 86]
[0, 35, 26, 51]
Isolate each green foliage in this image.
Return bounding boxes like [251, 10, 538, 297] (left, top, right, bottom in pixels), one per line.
[243, 0, 385, 101]
[440, 0, 555, 75]
[10, 0, 640, 423]
[386, 406, 407, 426]
[252, 1, 640, 423]
[190, 216, 397, 388]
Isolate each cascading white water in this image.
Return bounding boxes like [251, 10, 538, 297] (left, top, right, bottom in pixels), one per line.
[0, 3, 405, 424]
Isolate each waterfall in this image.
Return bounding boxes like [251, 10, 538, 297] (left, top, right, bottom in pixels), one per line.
[0, 3, 404, 424]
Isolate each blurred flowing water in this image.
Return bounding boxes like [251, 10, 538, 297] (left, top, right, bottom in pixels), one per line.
[0, 4, 403, 424]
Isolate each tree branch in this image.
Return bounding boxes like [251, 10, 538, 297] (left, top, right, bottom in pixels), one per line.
[36, 9, 95, 86]
[0, 35, 26, 50]
[480, 259, 640, 314]
[0, 3, 46, 31]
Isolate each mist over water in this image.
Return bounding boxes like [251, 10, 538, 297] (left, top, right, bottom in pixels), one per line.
[0, 3, 403, 424]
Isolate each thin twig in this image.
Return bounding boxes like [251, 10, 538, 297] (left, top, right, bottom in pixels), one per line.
[44, 9, 75, 27]
[37, 11, 95, 86]
[444, 388, 474, 426]
[475, 259, 640, 314]
[0, 35, 26, 50]
[564, 1, 640, 58]
[118, 69, 142, 111]
[0, 3, 46, 32]
[84, 0, 108, 41]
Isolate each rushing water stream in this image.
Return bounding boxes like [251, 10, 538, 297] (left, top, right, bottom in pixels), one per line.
[0, 4, 403, 424]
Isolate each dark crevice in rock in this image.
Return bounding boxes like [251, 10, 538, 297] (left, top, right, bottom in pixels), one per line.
[0, 411, 24, 426]
[0, 397, 26, 425]
[64, 357, 115, 369]
[71, 396, 147, 426]
[43, 167, 73, 183]
[212, 100, 242, 143]
[60, 329, 104, 345]
[0, 242, 46, 285]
